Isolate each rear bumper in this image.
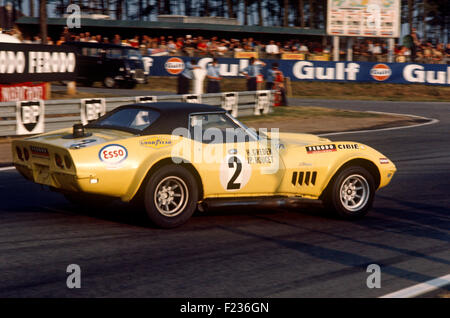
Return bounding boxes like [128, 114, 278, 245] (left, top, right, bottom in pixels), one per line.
[15, 163, 81, 192]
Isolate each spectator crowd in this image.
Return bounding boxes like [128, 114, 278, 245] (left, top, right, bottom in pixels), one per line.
[4, 26, 450, 64]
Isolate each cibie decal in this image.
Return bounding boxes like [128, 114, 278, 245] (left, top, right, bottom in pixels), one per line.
[219, 154, 251, 191]
[379, 158, 389, 164]
[164, 57, 185, 75]
[306, 144, 337, 154]
[337, 143, 359, 150]
[370, 64, 392, 81]
[140, 136, 174, 149]
[99, 144, 128, 166]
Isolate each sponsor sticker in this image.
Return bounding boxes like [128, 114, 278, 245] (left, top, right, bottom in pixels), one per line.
[246, 148, 273, 164]
[30, 145, 49, 158]
[140, 136, 174, 149]
[379, 158, 389, 164]
[164, 57, 185, 75]
[99, 144, 128, 166]
[65, 138, 99, 149]
[219, 154, 251, 191]
[370, 64, 392, 81]
[306, 144, 337, 154]
[337, 143, 359, 150]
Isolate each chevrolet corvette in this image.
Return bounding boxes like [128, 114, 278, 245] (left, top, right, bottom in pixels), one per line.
[12, 102, 397, 228]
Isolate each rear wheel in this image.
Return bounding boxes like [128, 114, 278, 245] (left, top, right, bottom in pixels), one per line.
[323, 166, 375, 219]
[144, 165, 198, 228]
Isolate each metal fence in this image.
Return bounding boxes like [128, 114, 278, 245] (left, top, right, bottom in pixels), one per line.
[0, 90, 274, 137]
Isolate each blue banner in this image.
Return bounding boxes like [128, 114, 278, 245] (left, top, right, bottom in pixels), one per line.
[143, 56, 450, 86]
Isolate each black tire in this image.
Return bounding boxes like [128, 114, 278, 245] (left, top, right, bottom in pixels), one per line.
[322, 166, 375, 219]
[144, 165, 199, 228]
[103, 76, 116, 88]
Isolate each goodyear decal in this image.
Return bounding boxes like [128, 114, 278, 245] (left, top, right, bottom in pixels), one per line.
[140, 136, 174, 149]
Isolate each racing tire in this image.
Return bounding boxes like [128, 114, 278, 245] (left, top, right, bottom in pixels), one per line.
[144, 165, 199, 228]
[103, 76, 116, 88]
[323, 166, 375, 219]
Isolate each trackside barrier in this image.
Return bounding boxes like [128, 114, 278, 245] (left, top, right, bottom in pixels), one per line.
[0, 90, 274, 137]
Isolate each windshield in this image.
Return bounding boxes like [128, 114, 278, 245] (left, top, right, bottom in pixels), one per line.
[125, 49, 142, 60]
[90, 108, 160, 132]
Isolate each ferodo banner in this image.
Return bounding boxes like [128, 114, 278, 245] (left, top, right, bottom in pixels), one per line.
[0, 43, 77, 84]
[147, 56, 450, 86]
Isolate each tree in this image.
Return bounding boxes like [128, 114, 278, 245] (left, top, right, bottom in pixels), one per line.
[257, 0, 263, 26]
[39, 0, 47, 44]
[204, 0, 209, 16]
[29, 0, 34, 16]
[408, 0, 414, 33]
[283, 0, 289, 26]
[308, 0, 315, 28]
[243, 0, 248, 25]
[226, 0, 234, 18]
[297, 0, 305, 27]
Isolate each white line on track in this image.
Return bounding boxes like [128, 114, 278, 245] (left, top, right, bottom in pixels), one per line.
[0, 166, 15, 171]
[379, 274, 450, 298]
[319, 112, 439, 137]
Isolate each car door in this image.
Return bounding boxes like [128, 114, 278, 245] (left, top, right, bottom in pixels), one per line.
[188, 113, 284, 197]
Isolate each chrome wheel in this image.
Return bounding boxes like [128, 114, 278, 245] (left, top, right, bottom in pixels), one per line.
[339, 174, 370, 212]
[153, 176, 188, 217]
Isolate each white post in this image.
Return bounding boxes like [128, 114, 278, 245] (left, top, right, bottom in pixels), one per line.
[192, 68, 207, 94]
[388, 38, 395, 63]
[333, 36, 340, 61]
[346, 37, 354, 61]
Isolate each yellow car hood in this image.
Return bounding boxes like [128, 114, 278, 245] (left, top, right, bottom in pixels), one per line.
[268, 132, 331, 146]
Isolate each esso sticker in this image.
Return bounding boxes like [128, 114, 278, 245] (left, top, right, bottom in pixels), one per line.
[99, 144, 128, 166]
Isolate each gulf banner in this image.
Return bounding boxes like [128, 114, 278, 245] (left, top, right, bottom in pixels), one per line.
[146, 56, 450, 86]
[0, 82, 47, 102]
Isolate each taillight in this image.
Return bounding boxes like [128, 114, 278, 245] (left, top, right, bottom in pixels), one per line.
[55, 154, 64, 169]
[64, 155, 72, 169]
[23, 148, 30, 161]
[16, 147, 23, 160]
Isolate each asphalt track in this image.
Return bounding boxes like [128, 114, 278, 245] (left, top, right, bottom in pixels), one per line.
[0, 98, 449, 297]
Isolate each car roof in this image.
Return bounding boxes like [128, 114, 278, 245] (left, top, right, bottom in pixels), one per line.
[109, 102, 226, 135]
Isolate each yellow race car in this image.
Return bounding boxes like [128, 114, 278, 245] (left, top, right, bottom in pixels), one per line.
[12, 102, 396, 228]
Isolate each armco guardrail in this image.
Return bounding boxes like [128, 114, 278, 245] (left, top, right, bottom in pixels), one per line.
[0, 90, 274, 137]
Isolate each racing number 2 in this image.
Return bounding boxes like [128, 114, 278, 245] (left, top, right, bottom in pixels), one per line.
[227, 156, 242, 190]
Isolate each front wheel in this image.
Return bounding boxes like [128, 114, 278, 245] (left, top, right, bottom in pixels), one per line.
[323, 166, 375, 219]
[144, 165, 198, 228]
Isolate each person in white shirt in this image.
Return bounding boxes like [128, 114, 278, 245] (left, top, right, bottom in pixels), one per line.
[265, 40, 279, 55]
